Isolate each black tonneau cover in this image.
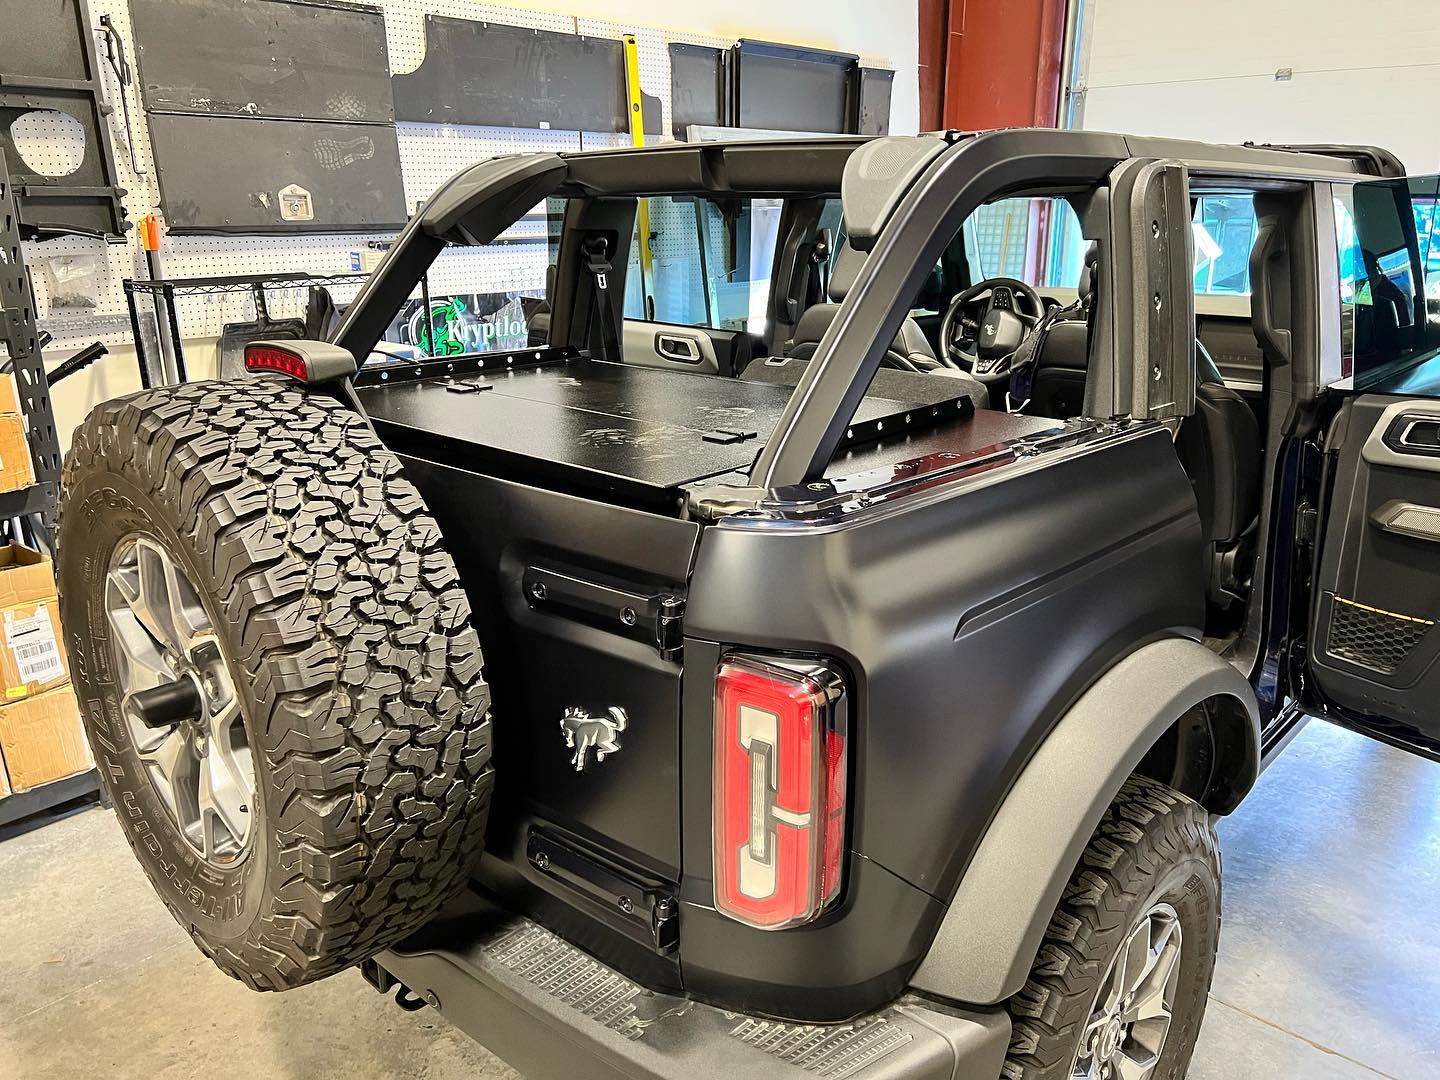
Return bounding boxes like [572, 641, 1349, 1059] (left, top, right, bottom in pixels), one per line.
[358, 357, 968, 506]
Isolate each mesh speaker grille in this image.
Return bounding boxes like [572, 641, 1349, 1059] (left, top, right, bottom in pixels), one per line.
[1390, 505, 1440, 540]
[1326, 595, 1434, 675]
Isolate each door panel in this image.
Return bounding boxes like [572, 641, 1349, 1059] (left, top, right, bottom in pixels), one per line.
[1310, 396, 1440, 741]
[620, 320, 756, 376]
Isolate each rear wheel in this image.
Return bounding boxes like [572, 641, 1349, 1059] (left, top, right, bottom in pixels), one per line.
[58, 379, 494, 990]
[1003, 775, 1221, 1080]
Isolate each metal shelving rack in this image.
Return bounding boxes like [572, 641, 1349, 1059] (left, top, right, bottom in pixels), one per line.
[124, 272, 370, 386]
[0, 151, 103, 832]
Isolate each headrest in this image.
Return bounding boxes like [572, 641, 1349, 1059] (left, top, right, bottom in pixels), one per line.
[1078, 242, 1099, 302]
[841, 136, 946, 251]
[828, 244, 865, 302]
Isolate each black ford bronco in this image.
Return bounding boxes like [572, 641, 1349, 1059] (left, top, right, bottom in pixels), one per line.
[58, 130, 1440, 1080]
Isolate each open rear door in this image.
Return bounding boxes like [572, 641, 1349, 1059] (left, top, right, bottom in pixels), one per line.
[1308, 175, 1440, 755]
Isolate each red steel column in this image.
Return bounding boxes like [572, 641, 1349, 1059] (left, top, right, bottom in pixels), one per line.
[918, 0, 949, 131]
[933, 0, 1068, 131]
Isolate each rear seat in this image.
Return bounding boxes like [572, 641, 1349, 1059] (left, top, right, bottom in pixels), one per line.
[741, 355, 990, 412]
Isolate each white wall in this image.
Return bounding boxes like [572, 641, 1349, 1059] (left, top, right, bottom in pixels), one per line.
[505, 0, 921, 134]
[1079, 0, 1440, 174]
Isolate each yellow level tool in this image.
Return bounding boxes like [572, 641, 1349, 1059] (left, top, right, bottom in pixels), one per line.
[622, 34, 655, 319]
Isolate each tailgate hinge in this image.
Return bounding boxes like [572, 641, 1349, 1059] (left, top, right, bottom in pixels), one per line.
[655, 594, 685, 658]
[523, 565, 686, 659]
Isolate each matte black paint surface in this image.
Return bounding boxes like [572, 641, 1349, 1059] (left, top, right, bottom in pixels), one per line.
[686, 427, 1204, 900]
[397, 456, 698, 876]
[319, 132, 1403, 1025]
[390, 402, 1201, 1019]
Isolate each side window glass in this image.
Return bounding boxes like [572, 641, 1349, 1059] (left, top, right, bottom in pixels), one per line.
[815, 198, 846, 301]
[623, 196, 783, 334]
[1338, 175, 1440, 395]
[1191, 194, 1257, 296]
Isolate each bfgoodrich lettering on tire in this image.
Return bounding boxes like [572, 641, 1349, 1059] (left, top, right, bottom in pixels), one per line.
[57, 379, 493, 991]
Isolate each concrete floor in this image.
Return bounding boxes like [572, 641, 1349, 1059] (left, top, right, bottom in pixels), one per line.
[2, 718, 1436, 1080]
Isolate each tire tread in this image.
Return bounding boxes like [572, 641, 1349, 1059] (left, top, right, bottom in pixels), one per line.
[1001, 775, 1221, 1080]
[60, 380, 493, 991]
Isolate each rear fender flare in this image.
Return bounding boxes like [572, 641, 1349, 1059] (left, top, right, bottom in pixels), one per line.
[908, 637, 1259, 1006]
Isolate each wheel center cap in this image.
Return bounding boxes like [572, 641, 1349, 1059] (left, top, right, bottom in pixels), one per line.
[1100, 1016, 1124, 1061]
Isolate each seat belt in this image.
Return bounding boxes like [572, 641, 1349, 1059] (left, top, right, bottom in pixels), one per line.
[582, 235, 622, 362]
[1006, 295, 1087, 414]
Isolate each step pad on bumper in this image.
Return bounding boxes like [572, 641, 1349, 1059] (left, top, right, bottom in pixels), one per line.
[731, 1014, 916, 1077]
[375, 909, 1010, 1080]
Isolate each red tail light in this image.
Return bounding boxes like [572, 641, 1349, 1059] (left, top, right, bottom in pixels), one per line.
[713, 656, 847, 930]
[242, 340, 357, 384]
[244, 343, 309, 380]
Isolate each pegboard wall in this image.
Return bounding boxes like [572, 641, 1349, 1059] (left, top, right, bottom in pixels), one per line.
[18, 0, 892, 351]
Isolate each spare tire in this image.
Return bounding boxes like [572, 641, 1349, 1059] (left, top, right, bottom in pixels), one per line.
[57, 379, 493, 990]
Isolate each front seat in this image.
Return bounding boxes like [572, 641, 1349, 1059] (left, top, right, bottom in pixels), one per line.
[786, 244, 944, 372]
[1176, 341, 1261, 606]
[1028, 244, 1097, 419]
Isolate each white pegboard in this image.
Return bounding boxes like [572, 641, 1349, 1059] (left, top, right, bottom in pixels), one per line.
[21, 0, 894, 350]
[9, 111, 89, 177]
[397, 122, 581, 208]
[25, 0, 164, 349]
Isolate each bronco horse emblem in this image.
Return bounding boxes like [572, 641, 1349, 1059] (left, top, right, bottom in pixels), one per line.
[560, 706, 628, 772]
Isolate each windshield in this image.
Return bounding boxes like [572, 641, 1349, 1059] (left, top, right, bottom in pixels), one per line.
[961, 196, 1087, 289]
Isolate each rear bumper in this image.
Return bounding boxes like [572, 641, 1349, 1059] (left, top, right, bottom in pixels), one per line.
[372, 906, 1010, 1080]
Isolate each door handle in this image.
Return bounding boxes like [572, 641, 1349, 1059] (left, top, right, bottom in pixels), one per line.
[655, 333, 702, 364]
[1383, 414, 1440, 457]
[1372, 500, 1440, 542]
[1397, 417, 1440, 451]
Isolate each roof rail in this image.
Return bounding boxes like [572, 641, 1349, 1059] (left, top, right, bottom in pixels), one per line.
[1243, 143, 1406, 178]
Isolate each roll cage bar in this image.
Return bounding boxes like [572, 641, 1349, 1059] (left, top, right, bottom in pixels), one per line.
[332, 129, 1390, 489]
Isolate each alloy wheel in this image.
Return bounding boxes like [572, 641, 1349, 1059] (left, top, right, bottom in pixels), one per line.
[105, 535, 255, 866]
[1070, 902, 1184, 1080]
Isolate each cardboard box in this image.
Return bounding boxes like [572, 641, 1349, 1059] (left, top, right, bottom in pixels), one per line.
[0, 684, 91, 792]
[0, 373, 19, 417]
[0, 598, 70, 701]
[0, 744, 10, 800]
[0, 544, 58, 609]
[0, 414, 33, 495]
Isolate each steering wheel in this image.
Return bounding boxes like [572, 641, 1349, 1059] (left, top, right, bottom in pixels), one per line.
[938, 278, 1046, 384]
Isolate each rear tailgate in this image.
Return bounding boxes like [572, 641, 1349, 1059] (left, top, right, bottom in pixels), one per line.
[395, 453, 698, 986]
